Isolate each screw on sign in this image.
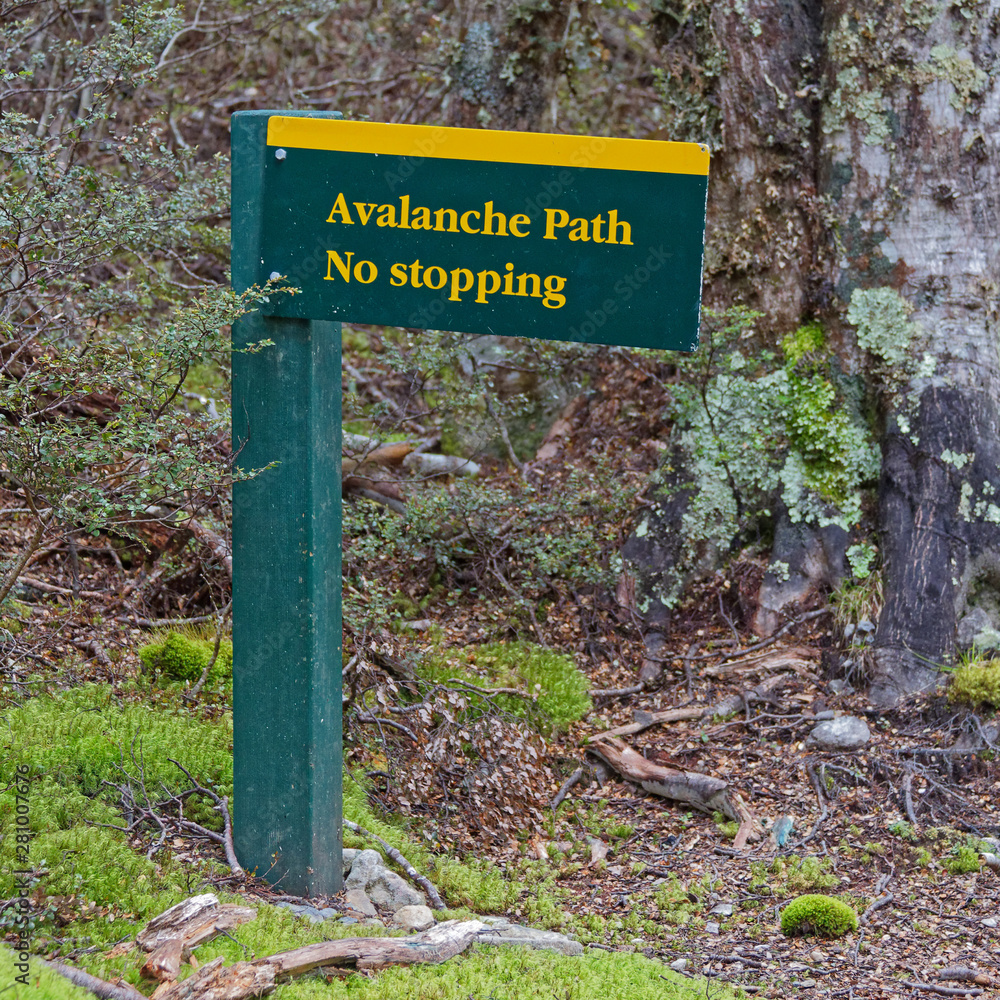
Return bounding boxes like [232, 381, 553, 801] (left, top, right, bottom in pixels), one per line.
[230, 111, 708, 895]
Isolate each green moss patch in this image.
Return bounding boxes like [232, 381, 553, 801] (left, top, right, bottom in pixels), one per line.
[780, 894, 858, 938]
[948, 658, 1000, 707]
[419, 641, 591, 736]
[139, 629, 233, 688]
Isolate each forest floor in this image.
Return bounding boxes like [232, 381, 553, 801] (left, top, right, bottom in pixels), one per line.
[2, 344, 999, 999]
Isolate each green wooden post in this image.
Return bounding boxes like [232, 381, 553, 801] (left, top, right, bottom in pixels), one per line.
[231, 111, 343, 896]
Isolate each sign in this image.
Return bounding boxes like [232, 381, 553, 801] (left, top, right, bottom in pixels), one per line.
[231, 111, 708, 898]
[259, 118, 708, 350]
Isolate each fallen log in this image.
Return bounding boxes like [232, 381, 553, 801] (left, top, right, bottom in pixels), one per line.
[260, 918, 486, 977]
[586, 737, 760, 847]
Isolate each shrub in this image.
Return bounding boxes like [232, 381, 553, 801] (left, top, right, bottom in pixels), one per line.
[780, 894, 858, 938]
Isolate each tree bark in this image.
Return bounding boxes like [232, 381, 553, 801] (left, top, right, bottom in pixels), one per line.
[818, 0, 1000, 701]
[442, 2, 576, 132]
[649, 0, 1000, 703]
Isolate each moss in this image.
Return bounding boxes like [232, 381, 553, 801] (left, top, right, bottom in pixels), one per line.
[780, 894, 858, 938]
[947, 657, 1000, 707]
[420, 641, 591, 737]
[138, 629, 232, 686]
[943, 842, 983, 875]
[0, 947, 94, 999]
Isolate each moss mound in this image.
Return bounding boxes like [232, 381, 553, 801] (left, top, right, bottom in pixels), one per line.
[139, 630, 233, 685]
[780, 894, 858, 938]
[948, 658, 1000, 707]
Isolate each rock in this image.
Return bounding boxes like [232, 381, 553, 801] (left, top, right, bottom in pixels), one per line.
[704, 921, 720, 935]
[812, 710, 836, 721]
[670, 958, 690, 972]
[957, 607, 996, 648]
[391, 905, 435, 932]
[343, 889, 378, 918]
[344, 849, 384, 890]
[710, 903, 734, 917]
[276, 902, 325, 923]
[343, 848, 427, 912]
[827, 679, 855, 696]
[477, 917, 584, 956]
[805, 715, 871, 751]
[342, 847, 358, 874]
[319, 907, 339, 919]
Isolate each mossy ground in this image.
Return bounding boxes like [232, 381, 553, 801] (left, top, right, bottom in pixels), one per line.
[1, 680, 734, 1000]
[418, 641, 592, 736]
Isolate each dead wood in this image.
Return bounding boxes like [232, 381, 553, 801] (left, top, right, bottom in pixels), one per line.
[137, 893, 257, 957]
[585, 737, 751, 827]
[587, 675, 787, 741]
[343, 818, 445, 910]
[44, 960, 147, 1000]
[167, 759, 245, 878]
[150, 957, 276, 1000]
[936, 968, 994, 986]
[551, 767, 585, 809]
[901, 981, 984, 997]
[259, 918, 485, 976]
[184, 519, 232, 579]
[141, 938, 185, 982]
[704, 645, 818, 678]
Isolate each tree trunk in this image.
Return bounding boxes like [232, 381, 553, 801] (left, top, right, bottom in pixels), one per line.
[442, 2, 576, 132]
[819, 0, 1000, 702]
[645, 0, 1000, 704]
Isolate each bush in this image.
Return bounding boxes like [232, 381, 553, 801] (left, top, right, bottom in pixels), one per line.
[780, 894, 858, 938]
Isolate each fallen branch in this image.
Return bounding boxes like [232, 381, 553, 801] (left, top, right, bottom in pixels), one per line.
[343, 819, 445, 910]
[44, 960, 146, 1000]
[937, 968, 994, 987]
[900, 981, 983, 997]
[551, 767, 585, 810]
[261, 919, 485, 976]
[585, 737, 760, 845]
[587, 675, 787, 742]
[168, 759, 244, 878]
[184, 518, 232, 579]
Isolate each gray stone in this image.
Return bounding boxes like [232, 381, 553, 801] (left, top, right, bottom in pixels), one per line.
[811, 710, 836, 721]
[344, 849, 426, 912]
[343, 888, 378, 918]
[704, 921, 720, 935]
[958, 607, 995, 648]
[339, 916, 358, 925]
[710, 903, 733, 917]
[477, 917, 584, 956]
[827, 679, 855, 696]
[805, 715, 871, 751]
[344, 849, 384, 890]
[391, 904, 435, 932]
[669, 958, 690, 972]
[342, 847, 358, 875]
[319, 907, 339, 918]
[276, 902, 325, 923]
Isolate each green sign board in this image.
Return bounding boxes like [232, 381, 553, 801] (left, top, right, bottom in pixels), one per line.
[259, 117, 708, 350]
[231, 111, 708, 898]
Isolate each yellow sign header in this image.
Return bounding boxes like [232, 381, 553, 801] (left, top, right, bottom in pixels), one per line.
[265, 118, 710, 176]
